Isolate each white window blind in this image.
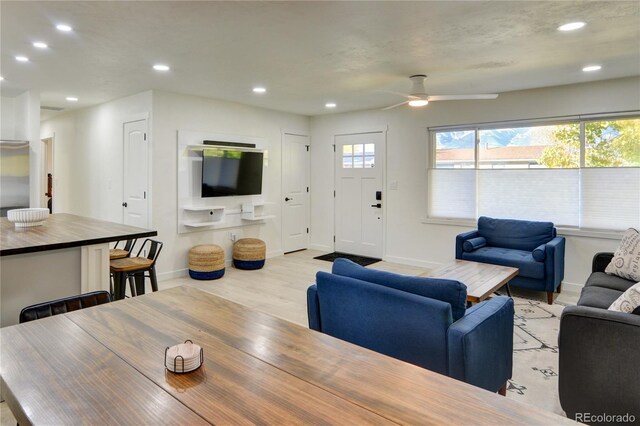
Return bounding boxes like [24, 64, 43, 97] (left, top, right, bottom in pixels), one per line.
[429, 169, 476, 219]
[580, 168, 640, 230]
[478, 169, 580, 227]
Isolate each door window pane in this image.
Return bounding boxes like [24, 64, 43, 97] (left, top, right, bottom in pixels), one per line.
[365, 144, 375, 155]
[353, 144, 364, 155]
[343, 145, 353, 155]
[435, 130, 475, 168]
[585, 118, 640, 167]
[353, 156, 364, 168]
[364, 156, 375, 168]
[479, 124, 579, 169]
[342, 156, 353, 168]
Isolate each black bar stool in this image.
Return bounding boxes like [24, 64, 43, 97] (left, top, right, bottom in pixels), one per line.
[110, 239, 163, 300]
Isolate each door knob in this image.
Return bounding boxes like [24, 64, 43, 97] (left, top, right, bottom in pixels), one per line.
[285, 197, 291, 202]
[371, 203, 382, 208]
[122, 202, 128, 207]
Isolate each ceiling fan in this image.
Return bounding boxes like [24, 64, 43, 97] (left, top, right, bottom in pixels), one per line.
[382, 75, 498, 110]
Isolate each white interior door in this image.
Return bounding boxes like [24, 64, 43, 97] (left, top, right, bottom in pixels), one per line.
[282, 133, 310, 253]
[123, 119, 149, 228]
[334, 132, 384, 258]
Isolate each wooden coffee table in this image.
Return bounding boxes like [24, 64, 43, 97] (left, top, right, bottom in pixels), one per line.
[421, 260, 519, 304]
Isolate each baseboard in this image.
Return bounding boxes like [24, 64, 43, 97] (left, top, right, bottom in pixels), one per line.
[383, 255, 442, 270]
[157, 268, 188, 281]
[309, 243, 332, 252]
[267, 250, 284, 259]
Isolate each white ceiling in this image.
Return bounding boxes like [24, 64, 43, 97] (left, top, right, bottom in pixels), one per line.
[1, 1, 639, 117]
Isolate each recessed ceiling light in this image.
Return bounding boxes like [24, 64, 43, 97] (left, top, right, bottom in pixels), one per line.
[325, 103, 336, 108]
[153, 64, 170, 71]
[582, 65, 602, 72]
[252, 87, 267, 93]
[66, 96, 78, 102]
[33, 42, 48, 49]
[56, 24, 73, 32]
[15, 56, 29, 62]
[408, 100, 429, 107]
[0, 76, 4, 81]
[558, 22, 585, 31]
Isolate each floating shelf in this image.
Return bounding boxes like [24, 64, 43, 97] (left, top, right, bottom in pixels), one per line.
[183, 205, 225, 212]
[184, 220, 225, 228]
[241, 215, 275, 221]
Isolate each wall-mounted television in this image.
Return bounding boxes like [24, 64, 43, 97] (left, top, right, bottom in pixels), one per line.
[201, 148, 264, 197]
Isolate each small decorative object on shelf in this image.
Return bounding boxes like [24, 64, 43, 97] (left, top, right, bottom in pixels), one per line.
[7, 208, 49, 228]
[164, 340, 203, 373]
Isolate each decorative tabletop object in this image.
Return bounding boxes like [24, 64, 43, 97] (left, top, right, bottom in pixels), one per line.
[165, 340, 203, 373]
[6, 208, 49, 228]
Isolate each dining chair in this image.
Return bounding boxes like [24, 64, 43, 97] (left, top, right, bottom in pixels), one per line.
[110, 239, 163, 300]
[19, 291, 111, 323]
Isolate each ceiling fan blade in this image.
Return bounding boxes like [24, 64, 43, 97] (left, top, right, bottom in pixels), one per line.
[381, 100, 410, 111]
[427, 94, 499, 101]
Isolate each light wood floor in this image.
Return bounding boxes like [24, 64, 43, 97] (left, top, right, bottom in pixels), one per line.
[1, 249, 576, 424]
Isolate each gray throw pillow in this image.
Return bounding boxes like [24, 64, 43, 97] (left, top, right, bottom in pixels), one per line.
[609, 282, 640, 314]
[605, 228, 640, 282]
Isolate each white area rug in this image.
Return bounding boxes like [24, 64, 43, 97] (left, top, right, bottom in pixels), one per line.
[507, 295, 566, 416]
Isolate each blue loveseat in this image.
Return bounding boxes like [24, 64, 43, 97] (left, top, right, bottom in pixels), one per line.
[307, 259, 514, 393]
[456, 216, 565, 304]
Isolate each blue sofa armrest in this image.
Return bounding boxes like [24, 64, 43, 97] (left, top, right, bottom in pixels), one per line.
[307, 284, 321, 331]
[544, 236, 565, 292]
[456, 230, 479, 259]
[447, 296, 514, 392]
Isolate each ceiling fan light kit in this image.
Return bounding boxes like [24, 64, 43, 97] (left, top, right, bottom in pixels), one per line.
[383, 74, 499, 110]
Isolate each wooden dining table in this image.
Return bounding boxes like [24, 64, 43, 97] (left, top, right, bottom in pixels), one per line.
[0, 286, 576, 425]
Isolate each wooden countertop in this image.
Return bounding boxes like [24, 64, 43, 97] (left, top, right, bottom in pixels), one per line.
[0, 286, 578, 425]
[0, 213, 157, 256]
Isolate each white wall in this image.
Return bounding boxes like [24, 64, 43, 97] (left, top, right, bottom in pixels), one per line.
[40, 91, 152, 220]
[1, 96, 17, 140]
[310, 76, 640, 294]
[152, 90, 309, 278]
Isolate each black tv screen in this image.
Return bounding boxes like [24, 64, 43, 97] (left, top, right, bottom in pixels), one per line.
[201, 148, 264, 197]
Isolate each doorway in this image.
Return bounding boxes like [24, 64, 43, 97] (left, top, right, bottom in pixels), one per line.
[122, 119, 149, 228]
[334, 131, 385, 258]
[282, 132, 310, 253]
[41, 137, 54, 212]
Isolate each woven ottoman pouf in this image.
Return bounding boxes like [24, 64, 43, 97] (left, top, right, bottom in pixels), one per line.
[188, 244, 225, 280]
[233, 238, 266, 270]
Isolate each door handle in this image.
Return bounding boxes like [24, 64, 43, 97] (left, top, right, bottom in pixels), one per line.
[122, 202, 128, 208]
[371, 203, 382, 208]
[285, 197, 291, 202]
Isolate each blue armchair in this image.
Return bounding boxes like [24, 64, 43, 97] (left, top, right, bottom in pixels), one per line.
[456, 216, 565, 304]
[307, 259, 514, 394]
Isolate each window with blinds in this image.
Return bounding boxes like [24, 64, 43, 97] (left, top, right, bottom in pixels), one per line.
[428, 116, 640, 231]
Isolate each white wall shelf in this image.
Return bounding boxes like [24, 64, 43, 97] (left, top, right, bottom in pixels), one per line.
[241, 203, 274, 221]
[183, 205, 225, 212]
[184, 220, 225, 228]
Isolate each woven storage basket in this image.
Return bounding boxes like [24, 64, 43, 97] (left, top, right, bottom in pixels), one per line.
[233, 238, 266, 270]
[188, 244, 225, 280]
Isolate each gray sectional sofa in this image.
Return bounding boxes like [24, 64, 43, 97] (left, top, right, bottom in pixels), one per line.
[558, 252, 640, 424]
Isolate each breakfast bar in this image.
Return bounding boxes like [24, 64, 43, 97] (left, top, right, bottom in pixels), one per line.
[0, 213, 156, 327]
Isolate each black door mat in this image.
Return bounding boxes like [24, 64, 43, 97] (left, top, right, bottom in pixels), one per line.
[313, 252, 381, 267]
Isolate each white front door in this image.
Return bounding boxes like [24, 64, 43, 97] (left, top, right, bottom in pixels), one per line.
[123, 119, 149, 228]
[282, 133, 310, 253]
[334, 132, 384, 258]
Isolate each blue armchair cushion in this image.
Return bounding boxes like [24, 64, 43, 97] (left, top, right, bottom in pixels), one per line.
[461, 247, 545, 280]
[532, 244, 546, 262]
[477, 216, 556, 252]
[332, 258, 467, 321]
[463, 237, 487, 252]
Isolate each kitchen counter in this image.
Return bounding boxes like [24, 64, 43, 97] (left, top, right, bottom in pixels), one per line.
[1, 213, 156, 256]
[0, 213, 157, 327]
